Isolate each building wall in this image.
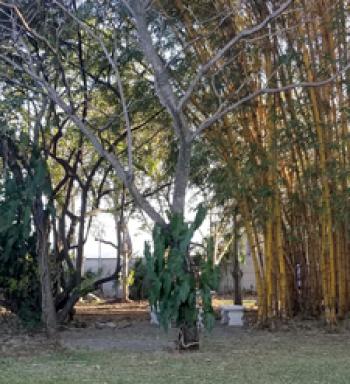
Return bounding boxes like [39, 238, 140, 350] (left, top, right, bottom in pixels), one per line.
[218, 253, 256, 294]
[84, 251, 257, 298]
[84, 258, 120, 298]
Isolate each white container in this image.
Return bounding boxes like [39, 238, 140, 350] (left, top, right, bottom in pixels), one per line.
[220, 305, 244, 326]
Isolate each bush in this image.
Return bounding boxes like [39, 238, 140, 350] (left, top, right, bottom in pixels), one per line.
[129, 258, 149, 300]
[0, 177, 41, 325]
[0, 146, 51, 326]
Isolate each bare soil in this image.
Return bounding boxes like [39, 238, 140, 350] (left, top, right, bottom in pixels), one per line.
[0, 310, 57, 357]
[2, 299, 350, 358]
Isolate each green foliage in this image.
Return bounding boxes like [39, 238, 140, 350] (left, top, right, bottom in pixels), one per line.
[198, 238, 220, 329]
[0, 144, 52, 325]
[129, 258, 149, 300]
[145, 205, 219, 330]
[0, 176, 41, 324]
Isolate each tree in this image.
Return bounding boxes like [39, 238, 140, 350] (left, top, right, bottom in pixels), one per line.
[0, 129, 56, 334]
[1, 0, 350, 337]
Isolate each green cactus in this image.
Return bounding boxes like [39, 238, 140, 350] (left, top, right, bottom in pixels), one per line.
[145, 205, 219, 331]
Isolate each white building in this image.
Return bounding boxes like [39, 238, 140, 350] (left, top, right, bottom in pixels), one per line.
[84, 257, 121, 297]
[84, 252, 256, 298]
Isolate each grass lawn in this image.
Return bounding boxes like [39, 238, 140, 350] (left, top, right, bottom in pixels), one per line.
[1, 325, 350, 384]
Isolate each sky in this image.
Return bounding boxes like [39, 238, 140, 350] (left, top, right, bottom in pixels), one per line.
[84, 188, 211, 259]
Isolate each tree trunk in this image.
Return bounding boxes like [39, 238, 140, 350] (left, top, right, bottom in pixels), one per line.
[122, 225, 130, 302]
[178, 325, 199, 351]
[232, 210, 242, 305]
[34, 197, 57, 337]
[233, 262, 242, 305]
[172, 141, 192, 216]
[76, 188, 88, 285]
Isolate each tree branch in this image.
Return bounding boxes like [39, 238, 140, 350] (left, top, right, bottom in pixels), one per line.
[95, 238, 118, 250]
[0, 52, 167, 227]
[193, 62, 350, 139]
[53, 0, 134, 177]
[122, 0, 189, 141]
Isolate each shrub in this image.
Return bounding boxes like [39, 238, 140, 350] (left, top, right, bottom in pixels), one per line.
[129, 258, 149, 300]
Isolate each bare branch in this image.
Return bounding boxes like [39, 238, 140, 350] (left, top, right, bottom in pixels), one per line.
[95, 238, 118, 250]
[0, 52, 167, 227]
[53, 0, 134, 177]
[122, 0, 189, 141]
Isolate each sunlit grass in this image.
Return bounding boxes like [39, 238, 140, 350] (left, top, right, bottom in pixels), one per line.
[212, 298, 257, 309]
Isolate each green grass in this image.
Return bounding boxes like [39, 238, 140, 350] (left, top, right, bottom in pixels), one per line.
[1, 329, 350, 384]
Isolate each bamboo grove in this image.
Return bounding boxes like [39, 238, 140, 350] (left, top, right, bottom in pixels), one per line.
[168, 0, 350, 326]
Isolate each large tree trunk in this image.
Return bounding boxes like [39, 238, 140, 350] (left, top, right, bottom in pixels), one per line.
[172, 142, 192, 216]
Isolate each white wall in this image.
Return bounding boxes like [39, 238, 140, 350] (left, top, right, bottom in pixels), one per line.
[218, 253, 256, 294]
[84, 257, 119, 297]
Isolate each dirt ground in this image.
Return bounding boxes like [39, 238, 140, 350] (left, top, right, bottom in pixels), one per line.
[2, 298, 350, 357]
[72, 296, 257, 324]
[58, 299, 350, 352]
